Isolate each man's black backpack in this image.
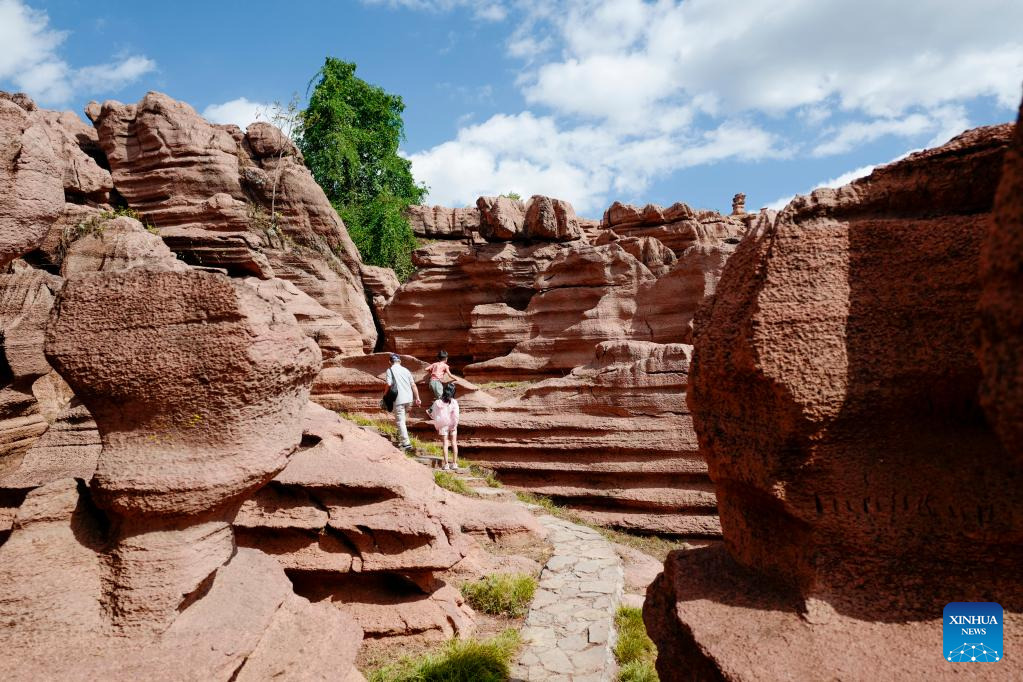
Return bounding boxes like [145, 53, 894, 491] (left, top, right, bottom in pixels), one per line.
[380, 368, 398, 412]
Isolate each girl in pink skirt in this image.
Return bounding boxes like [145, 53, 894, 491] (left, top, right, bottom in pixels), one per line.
[430, 383, 460, 469]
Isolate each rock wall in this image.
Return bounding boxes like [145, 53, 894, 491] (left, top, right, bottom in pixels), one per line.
[375, 198, 746, 535]
[0, 210, 364, 678]
[0, 91, 546, 678]
[644, 120, 1022, 680]
[89, 92, 376, 351]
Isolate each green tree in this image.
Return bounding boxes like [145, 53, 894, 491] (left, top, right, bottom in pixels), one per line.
[299, 58, 427, 280]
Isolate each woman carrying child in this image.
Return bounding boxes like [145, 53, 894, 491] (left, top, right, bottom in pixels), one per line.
[429, 383, 460, 470]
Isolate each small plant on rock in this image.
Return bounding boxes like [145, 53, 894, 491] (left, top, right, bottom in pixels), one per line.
[460, 573, 537, 618]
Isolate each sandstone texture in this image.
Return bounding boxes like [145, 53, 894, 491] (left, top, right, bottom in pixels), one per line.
[645, 121, 1022, 680]
[380, 195, 743, 533]
[406, 204, 480, 239]
[0, 227, 363, 678]
[236, 402, 544, 640]
[980, 100, 1023, 464]
[0, 91, 554, 679]
[89, 92, 376, 350]
[456, 342, 720, 537]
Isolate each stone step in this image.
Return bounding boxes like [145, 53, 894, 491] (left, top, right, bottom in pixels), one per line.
[471, 486, 518, 501]
[412, 455, 444, 469]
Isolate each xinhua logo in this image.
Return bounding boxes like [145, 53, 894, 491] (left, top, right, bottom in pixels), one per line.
[944, 602, 1003, 662]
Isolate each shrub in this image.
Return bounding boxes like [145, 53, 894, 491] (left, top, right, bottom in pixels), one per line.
[614, 606, 658, 681]
[367, 629, 520, 682]
[460, 573, 537, 618]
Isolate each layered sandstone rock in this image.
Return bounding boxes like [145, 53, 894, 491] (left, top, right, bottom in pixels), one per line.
[382, 240, 564, 365]
[457, 342, 719, 536]
[601, 200, 742, 256]
[381, 196, 741, 533]
[0, 264, 363, 679]
[0, 94, 65, 267]
[235, 402, 542, 640]
[645, 123, 1022, 680]
[464, 235, 737, 381]
[407, 204, 480, 239]
[88, 92, 376, 350]
[0, 270, 65, 476]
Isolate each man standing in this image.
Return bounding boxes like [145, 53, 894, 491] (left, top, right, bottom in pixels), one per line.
[386, 353, 421, 450]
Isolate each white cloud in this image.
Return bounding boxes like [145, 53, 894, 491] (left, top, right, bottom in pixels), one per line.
[202, 97, 272, 129]
[383, 0, 1023, 212]
[0, 0, 155, 104]
[76, 55, 157, 92]
[811, 106, 970, 156]
[409, 112, 784, 214]
[361, 0, 507, 21]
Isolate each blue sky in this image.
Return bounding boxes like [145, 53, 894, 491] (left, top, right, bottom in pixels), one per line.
[2, 0, 1021, 217]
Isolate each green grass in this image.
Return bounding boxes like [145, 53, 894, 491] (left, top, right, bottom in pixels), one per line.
[339, 411, 446, 458]
[340, 411, 398, 437]
[460, 573, 537, 618]
[367, 629, 521, 682]
[434, 470, 477, 497]
[614, 606, 658, 681]
[514, 492, 688, 562]
[463, 460, 503, 488]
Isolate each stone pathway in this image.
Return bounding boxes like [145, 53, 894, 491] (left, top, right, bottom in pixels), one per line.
[512, 515, 625, 682]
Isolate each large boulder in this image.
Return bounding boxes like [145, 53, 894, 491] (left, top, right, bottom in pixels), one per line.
[0, 94, 64, 268]
[477, 195, 526, 241]
[979, 100, 1023, 463]
[89, 92, 376, 350]
[0, 263, 362, 680]
[523, 195, 582, 241]
[406, 204, 480, 239]
[645, 122, 1022, 680]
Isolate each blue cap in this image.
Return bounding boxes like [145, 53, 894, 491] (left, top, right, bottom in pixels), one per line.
[389, 353, 401, 362]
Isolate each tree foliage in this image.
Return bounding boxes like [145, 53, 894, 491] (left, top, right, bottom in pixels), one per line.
[299, 58, 426, 280]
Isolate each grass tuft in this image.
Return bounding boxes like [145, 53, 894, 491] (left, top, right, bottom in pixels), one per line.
[614, 606, 658, 681]
[367, 629, 521, 682]
[434, 470, 476, 497]
[460, 573, 537, 618]
[338, 411, 446, 458]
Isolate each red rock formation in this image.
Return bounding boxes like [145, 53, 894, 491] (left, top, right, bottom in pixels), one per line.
[645, 123, 1022, 680]
[0, 263, 362, 679]
[407, 204, 480, 239]
[0, 270, 65, 475]
[380, 195, 741, 533]
[457, 341, 719, 536]
[88, 92, 376, 350]
[601, 200, 741, 256]
[0, 94, 65, 268]
[477, 195, 527, 240]
[464, 235, 737, 381]
[980, 100, 1023, 463]
[382, 240, 563, 365]
[235, 402, 542, 640]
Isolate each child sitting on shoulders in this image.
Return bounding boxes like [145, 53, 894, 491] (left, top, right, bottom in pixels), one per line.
[429, 383, 460, 470]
